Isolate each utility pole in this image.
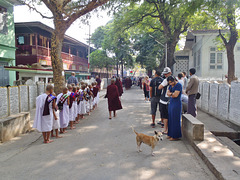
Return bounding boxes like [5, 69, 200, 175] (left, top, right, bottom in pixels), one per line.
[149, 34, 168, 67]
[165, 43, 167, 67]
[88, 25, 90, 73]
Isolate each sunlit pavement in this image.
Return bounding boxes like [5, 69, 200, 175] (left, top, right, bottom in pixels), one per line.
[0, 87, 216, 180]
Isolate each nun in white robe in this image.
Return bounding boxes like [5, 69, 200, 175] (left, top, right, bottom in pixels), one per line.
[33, 94, 53, 132]
[57, 93, 69, 128]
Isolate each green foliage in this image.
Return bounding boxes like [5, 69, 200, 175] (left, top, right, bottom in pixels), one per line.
[188, 11, 219, 30]
[90, 19, 134, 68]
[89, 49, 114, 70]
[91, 26, 106, 49]
[132, 31, 164, 71]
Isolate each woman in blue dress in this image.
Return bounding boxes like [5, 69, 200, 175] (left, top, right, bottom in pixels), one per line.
[166, 76, 182, 141]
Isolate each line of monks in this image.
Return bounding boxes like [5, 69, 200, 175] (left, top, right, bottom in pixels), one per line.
[33, 82, 100, 144]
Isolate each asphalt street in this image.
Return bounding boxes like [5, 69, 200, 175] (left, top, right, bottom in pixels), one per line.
[0, 86, 216, 180]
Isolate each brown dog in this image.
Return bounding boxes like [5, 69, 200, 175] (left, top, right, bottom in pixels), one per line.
[132, 126, 163, 156]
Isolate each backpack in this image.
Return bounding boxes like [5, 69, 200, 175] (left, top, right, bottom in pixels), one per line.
[153, 77, 163, 97]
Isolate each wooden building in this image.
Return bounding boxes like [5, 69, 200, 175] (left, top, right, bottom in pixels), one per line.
[14, 22, 91, 80]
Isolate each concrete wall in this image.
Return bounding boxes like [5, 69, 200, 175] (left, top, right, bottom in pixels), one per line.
[0, 84, 45, 119]
[197, 80, 240, 126]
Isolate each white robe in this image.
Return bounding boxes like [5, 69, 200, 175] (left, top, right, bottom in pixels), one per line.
[80, 101, 86, 115]
[73, 101, 78, 118]
[33, 93, 53, 132]
[96, 92, 100, 105]
[69, 103, 74, 122]
[57, 93, 69, 128]
[52, 110, 60, 130]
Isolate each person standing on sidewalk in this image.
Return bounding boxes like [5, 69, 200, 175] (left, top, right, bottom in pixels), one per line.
[33, 85, 56, 143]
[149, 71, 163, 128]
[166, 76, 182, 141]
[115, 77, 123, 97]
[96, 75, 101, 91]
[143, 76, 150, 101]
[186, 68, 199, 117]
[67, 72, 78, 86]
[182, 71, 188, 91]
[106, 79, 123, 119]
[158, 67, 172, 134]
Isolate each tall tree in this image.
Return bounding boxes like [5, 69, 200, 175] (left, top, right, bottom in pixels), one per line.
[89, 49, 114, 81]
[113, 0, 204, 70]
[18, 0, 123, 94]
[205, 0, 240, 83]
[91, 21, 133, 77]
[132, 32, 164, 75]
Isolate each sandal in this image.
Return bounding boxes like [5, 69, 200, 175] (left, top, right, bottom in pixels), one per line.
[150, 123, 155, 128]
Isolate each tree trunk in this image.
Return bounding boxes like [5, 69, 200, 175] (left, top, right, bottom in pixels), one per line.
[167, 42, 177, 69]
[147, 70, 152, 77]
[107, 66, 109, 85]
[226, 45, 236, 84]
[51, 30, 65, 95]
[116, 60, 119, 77]
[121, 59, 124, 78]
[158, 40, 178, 71]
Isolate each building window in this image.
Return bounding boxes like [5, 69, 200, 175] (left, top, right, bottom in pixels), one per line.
[72, 64, 76, 70]
[194, 52, 197, 67]
[17, 36, 25, 45]
[39, 60, 47, 65]
[0, 6, 8, 35]
[237, 46, 240, 51]
[63, 63, 68, 70]
[209, 47, 223, 69]
[79, 66, 83, 71]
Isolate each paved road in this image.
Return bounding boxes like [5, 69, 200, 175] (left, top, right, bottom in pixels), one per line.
[0, 87, 216, 180]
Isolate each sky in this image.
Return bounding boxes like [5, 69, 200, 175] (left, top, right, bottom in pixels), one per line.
[14, 4, 112, 45]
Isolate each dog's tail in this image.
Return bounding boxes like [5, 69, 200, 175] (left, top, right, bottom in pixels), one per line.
[131, 125, 138, 135]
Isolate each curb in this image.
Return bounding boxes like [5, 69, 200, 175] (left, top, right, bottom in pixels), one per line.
[186, 129, 240, 180]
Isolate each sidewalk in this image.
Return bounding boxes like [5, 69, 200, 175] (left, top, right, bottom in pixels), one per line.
[0, 87, 215, 180]
[0, 89, 106, 162]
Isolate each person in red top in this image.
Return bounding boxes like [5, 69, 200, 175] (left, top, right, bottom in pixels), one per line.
[143, 76, 150, 101]
[115, 77, 123, 97]
[106, 79, 123, 119]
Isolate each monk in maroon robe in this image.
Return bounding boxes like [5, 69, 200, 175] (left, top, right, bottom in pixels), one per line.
[115, 77, 123, 97]
[107, 79, 123, 119]
[125, 77, 132, 90]
[96, 75, 101, 91]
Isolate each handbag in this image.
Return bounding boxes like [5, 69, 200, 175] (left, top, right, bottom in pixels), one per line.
[196, 92, 201, 100]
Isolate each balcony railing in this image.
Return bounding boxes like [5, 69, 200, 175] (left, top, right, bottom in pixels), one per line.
[16, 45, 88, 64]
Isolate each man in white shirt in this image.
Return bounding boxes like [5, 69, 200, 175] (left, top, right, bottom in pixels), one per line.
[158, 67, 172, 133]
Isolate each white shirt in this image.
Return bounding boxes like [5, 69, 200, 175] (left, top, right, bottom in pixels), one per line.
[161, 78, 168, 87]
[159, 79, 169, 105]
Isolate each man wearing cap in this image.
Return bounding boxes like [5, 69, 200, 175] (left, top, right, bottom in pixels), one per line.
[186, 68, 199, 117]
[157, 67, 171, 132]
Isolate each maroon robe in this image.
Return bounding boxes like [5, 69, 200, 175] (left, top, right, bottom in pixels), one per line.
[93, 86, 99, 98]
[96, 78, 101, 89]
[107, 84, 122, 111]
[115, 79, 123, 96]
[125, 78, 132, 89]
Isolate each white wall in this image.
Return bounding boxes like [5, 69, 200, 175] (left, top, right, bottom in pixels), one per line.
[191, 34, 240, 79]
